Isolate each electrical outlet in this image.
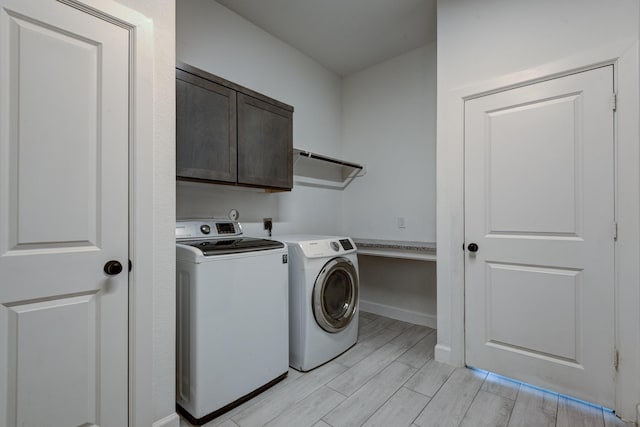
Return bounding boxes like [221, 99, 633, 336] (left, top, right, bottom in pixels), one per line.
[263, 218, 273, 231]
[397, 217, 406, 229]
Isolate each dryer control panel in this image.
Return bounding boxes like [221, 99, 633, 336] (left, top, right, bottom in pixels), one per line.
[297, 237, 357, 258]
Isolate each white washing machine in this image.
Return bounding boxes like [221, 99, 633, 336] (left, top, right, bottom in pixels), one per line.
[276, 235, 359, 371]
[176, 219, 289, 425]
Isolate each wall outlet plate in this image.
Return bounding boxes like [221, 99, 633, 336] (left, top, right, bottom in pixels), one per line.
[263, 218, 273, 230]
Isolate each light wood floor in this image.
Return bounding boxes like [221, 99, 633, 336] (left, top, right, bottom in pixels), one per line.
[180, 312, 634, 427]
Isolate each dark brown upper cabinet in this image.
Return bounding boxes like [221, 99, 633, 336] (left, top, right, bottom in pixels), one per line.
[176, 69, 237, 183]
[176, 63, 294, 191]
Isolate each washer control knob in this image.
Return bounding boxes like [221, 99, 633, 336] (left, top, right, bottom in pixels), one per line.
[200, 224, 211, 234]
[330, 241, 340, 251]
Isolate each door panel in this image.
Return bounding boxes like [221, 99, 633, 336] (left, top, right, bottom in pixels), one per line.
[10, 294, 98, 427]
[10, 12, 100, 249]
[486, 263, 581, 362]
[487, 95, 581, 236]
[0, 1, 129, 425]
[465, 66, 615, 407]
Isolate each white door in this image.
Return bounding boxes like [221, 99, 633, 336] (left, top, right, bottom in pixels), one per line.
[464, 66, 615, 407]
[0, 1, 130, 426]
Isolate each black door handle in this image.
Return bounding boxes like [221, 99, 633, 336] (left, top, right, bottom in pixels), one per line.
[104, 260, 123, 276]
[467, 243, 479, 253]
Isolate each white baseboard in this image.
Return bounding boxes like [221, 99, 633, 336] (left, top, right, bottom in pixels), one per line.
[359, 300, 437, 329]
[152, 413, 180, 427]
[434, 344, 453, 364]
[636, 403, 639, 426]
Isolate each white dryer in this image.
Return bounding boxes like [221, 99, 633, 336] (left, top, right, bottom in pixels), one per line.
[277, 235, 359, 371]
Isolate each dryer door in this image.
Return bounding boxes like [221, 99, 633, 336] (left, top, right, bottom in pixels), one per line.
[312, 257, 359, 333]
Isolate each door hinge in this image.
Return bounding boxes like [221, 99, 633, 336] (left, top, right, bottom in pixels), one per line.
[614, 222, 618, 241]
[611, 93, 617, 111]
[614, 349, 619, 370]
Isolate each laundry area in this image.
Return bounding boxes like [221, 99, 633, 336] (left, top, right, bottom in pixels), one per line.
[174, 0, 438, 423]
[0, 0, 639, 426]
[172, 0, 639, 425]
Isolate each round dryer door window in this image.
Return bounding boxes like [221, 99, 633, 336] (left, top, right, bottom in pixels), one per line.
[312, 257, 359, 333]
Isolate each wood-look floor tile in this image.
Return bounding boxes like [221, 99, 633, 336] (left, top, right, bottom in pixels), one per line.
[556, 396, 604, 427]
[459, 389, 514, 427]
[507, 384, 557, 427]
[386, 319, 415, 332]
[327, 325, 429, 396]
[193, 370, 305, 427]
[264, 386, 345, 427]
[359, 311, 378, 321]
[214, 420, 240, 427]
[603, 410, 636, 427]
[404, 359, 455, 398]
[481, 373, 520, 401]
[232, 362, 347, 427]
[358, 315, 375, 326]
[323, 362, 417, 427]
[396, 330, 437, 369]
[327, 343, 407, 396]
[358, 316, 398, 339]
[334, 327, 402, 368]
[389, 324, 432, 349]
[362, 386, 430, 427]
[180, 314, 620, 427]
[413, 367, 487, 427]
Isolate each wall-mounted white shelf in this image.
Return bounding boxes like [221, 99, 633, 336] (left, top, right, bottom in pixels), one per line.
[293, 148, 365, 189]
[354, 239, 437, 262]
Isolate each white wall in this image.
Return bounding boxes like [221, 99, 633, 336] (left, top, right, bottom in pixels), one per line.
[437, 0, 640, 420]
[342, 44, 436, 242]
[341, 44, 437, 326]
[438, 0, 637, 88]
[176, 0, 345, 237]
[116, 0, 176, 425]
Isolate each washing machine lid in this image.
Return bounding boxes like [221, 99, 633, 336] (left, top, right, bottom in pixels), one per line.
[179, 237, 285, 256]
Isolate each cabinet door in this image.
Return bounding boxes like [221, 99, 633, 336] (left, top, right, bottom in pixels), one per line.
[176, 69, 237, 182]
[237, 93, 293, 189]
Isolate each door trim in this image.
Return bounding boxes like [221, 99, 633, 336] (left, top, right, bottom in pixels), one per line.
[56, 1, 159, 426]
[436, 40, 640, 420]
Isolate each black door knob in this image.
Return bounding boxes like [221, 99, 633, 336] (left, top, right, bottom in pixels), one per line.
[467, 243, 479, 253]
[104, 260, 123, 275]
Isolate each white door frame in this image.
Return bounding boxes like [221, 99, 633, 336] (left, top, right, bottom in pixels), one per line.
[436, 39, 640, 421]
[57, 1, 159, 426]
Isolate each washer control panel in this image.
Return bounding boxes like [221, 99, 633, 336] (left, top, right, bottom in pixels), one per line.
[176, 219, 242, 241]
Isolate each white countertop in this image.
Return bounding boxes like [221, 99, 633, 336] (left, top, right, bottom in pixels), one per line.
[353, 238, 436, 261]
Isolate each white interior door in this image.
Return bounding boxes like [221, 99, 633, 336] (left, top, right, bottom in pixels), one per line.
[0, 1, 130, 425]
[464, 66, 615, 407]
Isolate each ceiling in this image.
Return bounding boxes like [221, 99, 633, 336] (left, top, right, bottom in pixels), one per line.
[215, 0, 437, 76]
